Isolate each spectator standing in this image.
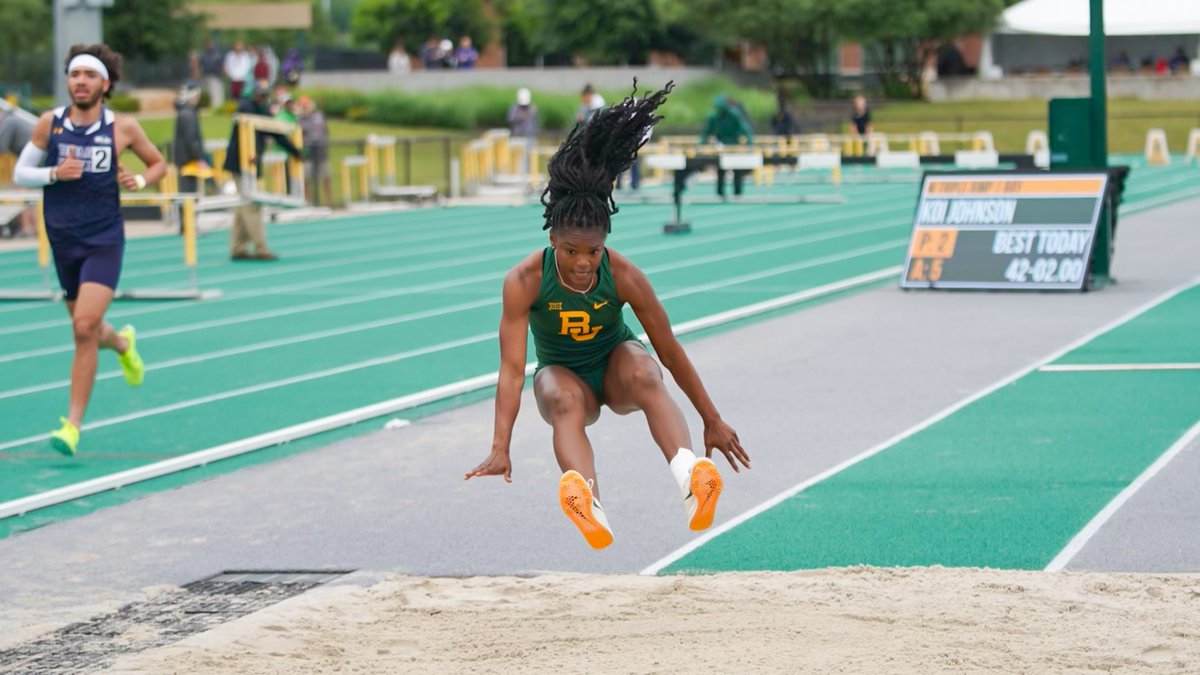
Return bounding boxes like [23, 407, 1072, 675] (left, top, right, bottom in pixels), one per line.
[1169, 47, 1189, 74]
[281, 48, 303, 86]
[298, 96, 333, 207]
[252, 46, 271, 86]
[770, 89, 796, 141]
[455, 36, 479, 69]
[419, 37, 441, 69]
[172, 82, 208, 195]
[223, 41, 253, 100]
[388, 38, 412, 74]
[575, 84, 606, 124]
[699, 95, 755, 198]
[850, 94, 872, 152]
[222, 82, 302, 261]
[199, 39, 225, 107]
[507, 87, 539, 175]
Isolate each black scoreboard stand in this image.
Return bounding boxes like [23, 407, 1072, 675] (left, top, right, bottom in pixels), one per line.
[1049, 97, 1129, 288]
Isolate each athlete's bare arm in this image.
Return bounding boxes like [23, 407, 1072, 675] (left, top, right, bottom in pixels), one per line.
[28, 112, 54, 150]
[610, 249, 750, 471]
[465, 250, 543, 482]
[115, 116, 166, 190]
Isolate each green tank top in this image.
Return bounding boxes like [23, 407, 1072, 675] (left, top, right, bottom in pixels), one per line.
[530, 246, 637, 371]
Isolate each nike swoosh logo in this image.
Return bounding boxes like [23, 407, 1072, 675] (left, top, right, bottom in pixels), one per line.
[593, 301, 610, 310]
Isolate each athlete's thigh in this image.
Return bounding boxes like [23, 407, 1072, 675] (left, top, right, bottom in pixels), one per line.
[602, 341, 661, 415]
[71, 282, 116, 323]
[534, 365, 601, 426]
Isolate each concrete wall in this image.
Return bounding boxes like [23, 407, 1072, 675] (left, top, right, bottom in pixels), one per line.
[301, 66, 744, 94]
[928, 74, 1200, 101]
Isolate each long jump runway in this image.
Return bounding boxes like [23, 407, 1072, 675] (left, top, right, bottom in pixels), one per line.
[0, 181, 1198, 649]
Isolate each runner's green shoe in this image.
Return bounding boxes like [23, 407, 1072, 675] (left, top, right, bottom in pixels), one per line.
[50, 417, 79, 457]
[118, 325, 144, 386]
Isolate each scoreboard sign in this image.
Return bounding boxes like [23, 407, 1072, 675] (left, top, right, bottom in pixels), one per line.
[901, 172, 1109, 290]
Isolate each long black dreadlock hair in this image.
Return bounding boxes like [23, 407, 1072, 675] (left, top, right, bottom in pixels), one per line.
[541, 80, 674, 232]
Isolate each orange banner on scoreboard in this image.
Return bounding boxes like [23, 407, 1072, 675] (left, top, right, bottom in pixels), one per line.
[926, 178, 1105, 196]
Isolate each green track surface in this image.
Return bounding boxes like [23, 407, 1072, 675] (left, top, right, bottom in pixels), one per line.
[1, 158, 1197, 540]
[662, 282, 1200, 573]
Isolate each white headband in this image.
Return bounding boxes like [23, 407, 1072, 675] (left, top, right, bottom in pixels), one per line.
[67, 54, 109, 81]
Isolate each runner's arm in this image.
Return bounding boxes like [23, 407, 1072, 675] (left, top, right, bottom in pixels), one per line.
[119, 117, 167, 188]
[13, 113, 54, 187]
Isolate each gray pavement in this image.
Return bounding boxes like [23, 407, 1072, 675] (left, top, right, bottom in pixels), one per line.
[1, 198, 1198, 646]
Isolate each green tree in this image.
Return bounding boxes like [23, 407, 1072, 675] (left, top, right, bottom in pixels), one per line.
[684, 0, 842, 97]
[351, 0, 492, 55]
[533, 0, 660, 66]
[103, 0, 205, 63]
[0, 0, 53, 93]
[840, 0, 1006, 98]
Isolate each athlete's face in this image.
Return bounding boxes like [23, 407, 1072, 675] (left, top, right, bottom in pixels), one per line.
[68, 67, 108, 110]
[550, 227, 606, 289]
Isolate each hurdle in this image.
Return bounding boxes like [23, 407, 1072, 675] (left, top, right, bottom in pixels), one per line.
[797, 152, 842, 184]
[365, 134, 439, 204]
[340, 155, 370, 206]
[1144, 129, 1170, 166]
[0, 191, 222, 301]
[1185, 129, 1200, 165]
[954, 150, 1001, 169]
[234, 113, 305, 206]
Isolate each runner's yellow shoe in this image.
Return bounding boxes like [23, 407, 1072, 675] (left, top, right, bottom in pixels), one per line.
[117, 325, 144, 387]
[50, 417, 80, 457]
[559, 470, 614, 550]
[686, 458, 723, 531]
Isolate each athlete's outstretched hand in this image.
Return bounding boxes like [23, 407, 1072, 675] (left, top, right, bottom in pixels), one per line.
[56, 147, 84, 181]
[464, 450, 513, 482]
[704, 419, 750, 473]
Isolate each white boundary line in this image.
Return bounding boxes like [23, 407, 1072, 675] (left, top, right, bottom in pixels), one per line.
[0, 187, 912, 336]
[1040, 363, 1200, 372]
[1044, 418, 1200, 571]
[0, 268, 898, 521]
[639, 274, 1200, 576]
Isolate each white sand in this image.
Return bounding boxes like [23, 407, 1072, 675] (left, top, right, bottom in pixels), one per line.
[105, 567, 1200, 674]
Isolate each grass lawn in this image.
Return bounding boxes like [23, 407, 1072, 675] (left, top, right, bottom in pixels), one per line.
[867, 99, 1200, 153]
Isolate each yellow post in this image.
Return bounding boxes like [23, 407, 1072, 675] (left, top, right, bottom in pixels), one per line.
[237, 117, 255, 190]
[36, 199, 50, 269]
[529, 146, 539, 189]
[182, 197, 198, 267]
[290, 127, 304, 200]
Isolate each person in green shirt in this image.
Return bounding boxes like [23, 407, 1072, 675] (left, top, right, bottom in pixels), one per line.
[465, 83, 751, 550]
[700, 95, 755, 198]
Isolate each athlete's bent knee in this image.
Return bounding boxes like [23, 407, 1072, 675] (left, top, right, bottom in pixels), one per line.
[624, 363, 664, 401]
[542, 386, 588, 420]
[72, 316, 102, 344]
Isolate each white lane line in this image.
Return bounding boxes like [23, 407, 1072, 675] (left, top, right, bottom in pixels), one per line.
[1044, 418, 1200, 571]
[0, 269, 899, 520]
[0, 243, 906, 447]
[1039, 363, 1200, 372]
[0, 332, 499, 453]
[0, 298, 499, 400]
[0, 200, 912, 357]
[639, 274, 1200, 576]
[0, 184, 915, 330]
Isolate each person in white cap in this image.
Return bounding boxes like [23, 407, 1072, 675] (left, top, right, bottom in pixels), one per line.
[506, 87, 539, 176]
[12, 43, 167, 457]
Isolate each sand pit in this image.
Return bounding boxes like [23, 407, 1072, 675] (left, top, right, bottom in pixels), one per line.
[104, 567, 1200, 674]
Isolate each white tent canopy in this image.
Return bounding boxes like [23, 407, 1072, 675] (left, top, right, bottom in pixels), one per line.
[998, 0, 1200, 36]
